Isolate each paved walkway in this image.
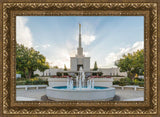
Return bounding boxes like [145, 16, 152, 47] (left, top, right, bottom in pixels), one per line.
[115, 89, 144, 101]
[16, 89, 46, 101]
[16, 89, 144, 101]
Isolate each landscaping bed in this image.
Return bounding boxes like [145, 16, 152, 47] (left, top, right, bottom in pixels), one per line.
[113, 77, 144, 87]
[16, 77, 48, 85]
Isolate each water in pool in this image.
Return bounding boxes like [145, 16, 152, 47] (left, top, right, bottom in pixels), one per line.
[53, 86, 108, 90]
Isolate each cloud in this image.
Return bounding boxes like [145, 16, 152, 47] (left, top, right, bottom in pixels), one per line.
[82, 34, 95, 45]
[16, 17, 33, 48]
[42, 44, 50, 49]
[76, 34, 96, 46]
[83, 51, 89, 56]
[48, 48, 90, 68]
[104, 41, 144, 68]
[48, 49, 71, 68]
[34, 45, 39, 49]
[45, 41, 77, 68]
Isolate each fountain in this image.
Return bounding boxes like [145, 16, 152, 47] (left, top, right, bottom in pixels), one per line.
[66, 67, 95, 90]
[46, 67, 115, 101]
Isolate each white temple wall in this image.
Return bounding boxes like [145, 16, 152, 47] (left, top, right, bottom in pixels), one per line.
[83, 57, 90, 71]
[34, 68, 127, 77]
[34, 68, 63, 76]
[99, 68, 127, 77]
[70, 57, 77, 71]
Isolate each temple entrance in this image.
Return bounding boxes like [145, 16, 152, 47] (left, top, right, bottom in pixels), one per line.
[77, 65, 83, 71]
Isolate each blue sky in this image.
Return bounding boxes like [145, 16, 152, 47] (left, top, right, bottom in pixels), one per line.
[16, 16, 144, 68]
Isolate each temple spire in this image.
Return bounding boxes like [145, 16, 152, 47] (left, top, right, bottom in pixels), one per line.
[79, 24, 81, 48]
[77, 24, 83, 57]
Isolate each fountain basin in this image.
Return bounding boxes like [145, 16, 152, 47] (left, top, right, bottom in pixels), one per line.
[46, 86, 115, 101]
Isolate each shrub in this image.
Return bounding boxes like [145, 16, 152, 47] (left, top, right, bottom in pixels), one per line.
[16, 81, 26, 85]
[136, 78, 144, 82]
[64, 73, 68, 76]
[118, 78, 126, 86]
[120, 77, 132, 82]
[118, 77, 135, 86]
[113, 80, 120, 85]
[134, 79, 139, 85]
[24, 77, 48, 85]
[57, 72, 62, 76]
[133, 78, 144, 86]
[92, 73, 97, 76]
[33, 80, 40, 85]
[129, 81, 134, 85]
[138, 82, 144, 87]
[33, 74, 39, 77]
[25, 79, 32, 85]
[16, 77, 28, 81]
[16, 77, 48, 85]
[98, 72, 103, 76]
[119, 81, 126, 86]
[114, 77, 144, 86]
[126, 78, 134, 85]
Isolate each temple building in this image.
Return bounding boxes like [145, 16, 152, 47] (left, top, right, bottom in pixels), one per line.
[34, 24, 127, 77]
[70, 24, 90, 71]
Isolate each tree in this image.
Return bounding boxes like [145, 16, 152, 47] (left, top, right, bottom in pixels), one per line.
[39, 62, 49, 76]
[64, 64, 67, 71]
[115, 49, 144, 79]
[16, 44, 29, 78]
[93, 61, 98, 71]
[16, 43, 49, 79]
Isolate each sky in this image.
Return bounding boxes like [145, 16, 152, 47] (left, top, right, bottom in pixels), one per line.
[16, 16, 144, 69]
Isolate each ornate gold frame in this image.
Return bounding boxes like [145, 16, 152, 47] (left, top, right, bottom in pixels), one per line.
[0, 0, 160, 116]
